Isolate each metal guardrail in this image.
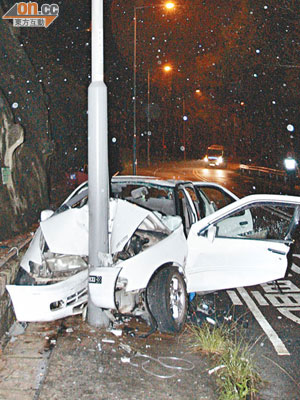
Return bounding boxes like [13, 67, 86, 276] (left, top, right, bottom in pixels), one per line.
[0, 236, 32, 269]
[0, 235, 32, 340]
[239, 164, 297, 183]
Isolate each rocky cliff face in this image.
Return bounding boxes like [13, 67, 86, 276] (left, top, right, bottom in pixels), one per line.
[0, 10, 52, 239]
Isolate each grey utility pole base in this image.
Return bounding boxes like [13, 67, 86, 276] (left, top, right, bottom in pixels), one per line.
[88, 294, 110, 327]
[87, 81, 110, 329]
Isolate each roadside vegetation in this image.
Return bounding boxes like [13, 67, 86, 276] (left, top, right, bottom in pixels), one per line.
[187, 322, 261, 400]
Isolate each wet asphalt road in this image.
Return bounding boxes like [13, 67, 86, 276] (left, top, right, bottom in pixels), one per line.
[137, 160, 300, 399]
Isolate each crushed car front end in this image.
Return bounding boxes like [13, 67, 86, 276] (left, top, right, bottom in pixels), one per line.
[7, 198, 187, 327]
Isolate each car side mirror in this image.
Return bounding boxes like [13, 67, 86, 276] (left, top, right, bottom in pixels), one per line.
[40, 209, 54, 222]
[206, 225, 217, 242]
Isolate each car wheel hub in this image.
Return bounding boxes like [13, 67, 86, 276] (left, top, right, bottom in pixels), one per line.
[170, 277, 185, 321]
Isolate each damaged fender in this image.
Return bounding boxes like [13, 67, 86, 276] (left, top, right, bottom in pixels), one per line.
[89, 267, 122, 309]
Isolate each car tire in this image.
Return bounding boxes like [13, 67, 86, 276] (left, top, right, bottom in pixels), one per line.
[146, 266, 187, 333]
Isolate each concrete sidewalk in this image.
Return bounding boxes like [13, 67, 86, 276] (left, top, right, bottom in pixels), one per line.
[1, 310, 299, 399]
[0, 320, 61, 400]
[0, 316, 218, 400]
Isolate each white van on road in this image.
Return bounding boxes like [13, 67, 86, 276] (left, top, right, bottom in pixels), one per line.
[204, 144, 227, 168]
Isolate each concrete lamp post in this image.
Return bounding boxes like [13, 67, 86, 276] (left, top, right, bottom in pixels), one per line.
[87, 0, 110, 327]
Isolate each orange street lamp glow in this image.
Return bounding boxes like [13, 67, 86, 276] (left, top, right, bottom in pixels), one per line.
[164, 65, 172, 72]
[165, 2, 175, 9]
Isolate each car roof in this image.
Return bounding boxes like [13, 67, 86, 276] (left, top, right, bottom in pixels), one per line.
[208, 145, 224, 150]
[112, 175, 190, 188]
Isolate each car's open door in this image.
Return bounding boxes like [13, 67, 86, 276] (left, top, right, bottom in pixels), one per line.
[193, 181, 239, 216]
[186, 194, 300, 293]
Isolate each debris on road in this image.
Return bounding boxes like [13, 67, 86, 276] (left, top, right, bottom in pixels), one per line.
[208, 365, 226, 375]
[102, 338, 115, 344]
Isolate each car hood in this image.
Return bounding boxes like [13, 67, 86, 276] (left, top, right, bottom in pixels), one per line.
[40, 198, 152, 256]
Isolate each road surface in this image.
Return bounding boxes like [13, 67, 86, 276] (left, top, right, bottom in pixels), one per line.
[137, 159, 300, 399]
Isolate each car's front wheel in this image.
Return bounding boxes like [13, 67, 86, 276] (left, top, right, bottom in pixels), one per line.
[146, 266, 187, 333]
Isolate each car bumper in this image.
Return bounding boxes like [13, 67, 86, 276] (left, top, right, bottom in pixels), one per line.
[6, 270, 88, 322]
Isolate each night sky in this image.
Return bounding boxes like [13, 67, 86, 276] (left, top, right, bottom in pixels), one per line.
[3, 0, 298, 169]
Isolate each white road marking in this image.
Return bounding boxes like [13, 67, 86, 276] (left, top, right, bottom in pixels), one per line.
[237, 287, 290, 356]
[291, 263, 300, 275]
[277, 307, 300, 325]
[226, 290, 243, 305]
[265, 293, 300, 307]
[261, 280, 300, 293]
[251, 291, 269, 306]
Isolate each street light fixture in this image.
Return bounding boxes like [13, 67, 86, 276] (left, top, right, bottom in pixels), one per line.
[162, 63, 173, 160]
[182, 96, 187, 161]
[133, 2, 175, 174]
[147, 68, 151, 167]
[165, 2, 175, 9]
[163, 64, 172, 72]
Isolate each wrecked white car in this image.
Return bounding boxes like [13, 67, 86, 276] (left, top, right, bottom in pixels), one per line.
[6, 177, 300, 334]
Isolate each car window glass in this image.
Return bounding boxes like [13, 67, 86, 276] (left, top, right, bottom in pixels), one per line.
[215, 203, 297, 240]
[71, 195, 88, 208]
[112, 183, 176, 215]
[200, 187, 235, 210]
[208, 149, 223, 157]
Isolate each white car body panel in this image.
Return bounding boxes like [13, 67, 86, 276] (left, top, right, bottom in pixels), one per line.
[116, 224, 186, 292]
[6, 270, 88, 322]
[20, 227, 42, 272]
[22, 199, 152, 266]
[186, 234, 290, 292]
[110, 198, 152, 254]
[185, 194, 300, 292]
[89, 267, 121, 309]
[40, 205, 89, 256]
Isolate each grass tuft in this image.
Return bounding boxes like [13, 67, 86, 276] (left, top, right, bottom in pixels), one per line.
[187, 323, 261, 400]
[187, 323, 230, 356]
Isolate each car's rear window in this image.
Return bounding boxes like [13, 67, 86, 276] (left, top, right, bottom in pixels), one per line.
[112, 183, 176, 215]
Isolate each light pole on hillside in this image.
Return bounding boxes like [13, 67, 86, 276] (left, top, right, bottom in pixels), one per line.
[133, 2, 175, 174]
[147, 68, 151, 167]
